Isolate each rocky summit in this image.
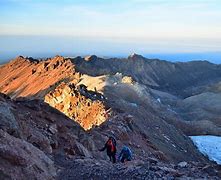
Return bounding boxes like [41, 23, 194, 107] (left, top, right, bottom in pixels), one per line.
[0, 55, 221, 179]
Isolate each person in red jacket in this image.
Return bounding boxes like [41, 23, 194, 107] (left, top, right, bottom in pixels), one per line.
[99, 136, 117, 163]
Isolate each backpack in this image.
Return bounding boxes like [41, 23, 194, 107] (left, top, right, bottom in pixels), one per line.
[107, 139, 116, 153]
[110, 137, 116, 147]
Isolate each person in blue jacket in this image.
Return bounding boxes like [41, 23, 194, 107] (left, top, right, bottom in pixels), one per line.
[118, 146, 132, 163]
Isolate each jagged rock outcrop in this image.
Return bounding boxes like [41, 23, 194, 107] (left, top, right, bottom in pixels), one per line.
[0, 56, 136, 131]
[45, 82, 107, 130]
[0, 55, 77, 99]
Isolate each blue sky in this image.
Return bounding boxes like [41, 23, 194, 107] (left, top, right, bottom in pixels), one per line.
[0, 0, 221, 63]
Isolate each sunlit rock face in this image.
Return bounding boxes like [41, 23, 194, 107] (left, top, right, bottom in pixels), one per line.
[45, 82, 107, 130]
[0, 55, 109, 130]
[0, 55, 76, 99]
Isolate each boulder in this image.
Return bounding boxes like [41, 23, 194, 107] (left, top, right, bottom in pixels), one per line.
[0, 130, 56, 180]
[73, 141, 92, 158]
[0, 101, 20, 137]
[178, 161, 188, 168]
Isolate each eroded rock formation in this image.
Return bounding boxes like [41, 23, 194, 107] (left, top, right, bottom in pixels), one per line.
[45, 82, 107, 130]
[0, 55, 76, 99]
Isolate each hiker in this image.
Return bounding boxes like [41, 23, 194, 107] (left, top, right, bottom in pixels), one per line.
[99, 136, 117, 163]
[118, 146, 132, 163]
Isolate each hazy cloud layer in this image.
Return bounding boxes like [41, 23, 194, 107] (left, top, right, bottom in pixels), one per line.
[0, 0, 221, 61]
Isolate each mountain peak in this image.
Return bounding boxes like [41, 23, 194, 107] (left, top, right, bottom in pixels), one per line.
[84, 55, 98, 62]
[12, 56, 38, 63]
[128, 53, 145, 60]
[16, 55, 25, 59]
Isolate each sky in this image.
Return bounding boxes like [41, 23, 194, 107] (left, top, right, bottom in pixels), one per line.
[0, 0, 221, 63]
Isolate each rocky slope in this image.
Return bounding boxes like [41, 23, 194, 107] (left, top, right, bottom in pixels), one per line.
[0, 93, 89, 179]
[58, 158, 221, 180]
[0, 93, 220, 179]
